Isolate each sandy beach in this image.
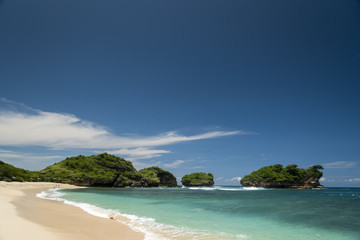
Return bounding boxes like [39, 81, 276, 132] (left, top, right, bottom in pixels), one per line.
[0, 181, 144, 240]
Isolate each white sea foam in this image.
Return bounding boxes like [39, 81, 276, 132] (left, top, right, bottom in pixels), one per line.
[37, 189, 164, 239]
[188, 187, 217, 191]
[186, 186, 266, 191]
[37, 188, 248, 240]
[242, 187, 265, 191]
[36, 188, 66, 200]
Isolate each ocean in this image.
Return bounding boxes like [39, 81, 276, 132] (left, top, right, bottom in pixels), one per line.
[38, 186, 360, 240]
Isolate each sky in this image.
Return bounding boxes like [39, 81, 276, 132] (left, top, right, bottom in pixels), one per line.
[0, 0, 359, 186]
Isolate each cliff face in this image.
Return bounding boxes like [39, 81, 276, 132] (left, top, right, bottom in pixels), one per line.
[240, 164, 324, 189]
[181, 172, 214, 187]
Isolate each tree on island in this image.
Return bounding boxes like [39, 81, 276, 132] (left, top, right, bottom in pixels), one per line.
[0, 153, 179, 188]
[181, 172, 214, 187]
[138, 166, 177, 187]
[240, 164, 324, 189]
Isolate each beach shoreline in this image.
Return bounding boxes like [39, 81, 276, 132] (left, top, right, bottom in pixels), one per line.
[0, 181, 144, 240]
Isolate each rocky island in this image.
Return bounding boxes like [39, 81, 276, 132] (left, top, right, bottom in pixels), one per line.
[138, 166, 177, 187]
[240, 164, 324, 189]
[181, 172, 214, 187]
[1, 153, 178, 188]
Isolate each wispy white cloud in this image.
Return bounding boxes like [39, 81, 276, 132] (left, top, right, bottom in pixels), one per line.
[191, 165, 212, 169]
[104, 148, 170, 161]
[0, 100, 246, 152]
[0, 149, 63, 161]
[132, 160, 162, 170]
[323, 161, 357, 169]
[163, 160, 185, 168]
[0, 99, 252, 165]
[228, 176, 242, 182]
[0, 110, 109, 149]
[324, 179, 335, 183]
[0, 149, 65, 170]
[216, 176, 225, 181]
[345, 178, 360, 182]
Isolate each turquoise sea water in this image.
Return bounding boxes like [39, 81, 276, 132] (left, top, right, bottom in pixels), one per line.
[39, 186, 360, 240]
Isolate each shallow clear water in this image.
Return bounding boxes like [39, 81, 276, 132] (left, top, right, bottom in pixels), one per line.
[40, 186, 360, 240]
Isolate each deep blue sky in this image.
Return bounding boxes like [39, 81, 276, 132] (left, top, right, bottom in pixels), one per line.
[0, 0, 359, 186]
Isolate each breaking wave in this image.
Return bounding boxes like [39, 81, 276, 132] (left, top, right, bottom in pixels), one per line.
[186, 186, 266, 191]
[37, 189, 248, 240]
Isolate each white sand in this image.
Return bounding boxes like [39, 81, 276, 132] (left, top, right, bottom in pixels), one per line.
[0, 182, 144, 240]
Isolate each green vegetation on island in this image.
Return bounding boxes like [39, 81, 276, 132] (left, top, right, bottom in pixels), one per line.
[181, 172, 214, 187]
[0, 153, 178, 187]
[1, 154, 325, 190]
[240, 164, 324, 189]
[0, 161, 41, 182]
[42, 153, 141, 186]
[139, 167, 177, 187]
